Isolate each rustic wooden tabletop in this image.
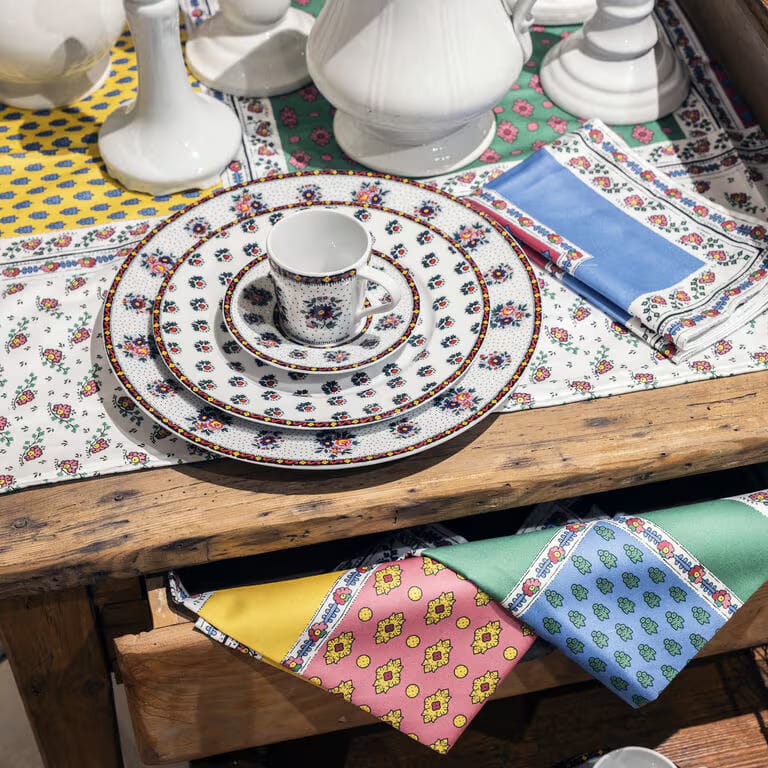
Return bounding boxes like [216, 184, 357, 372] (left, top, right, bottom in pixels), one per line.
[1, 370, 767, 599]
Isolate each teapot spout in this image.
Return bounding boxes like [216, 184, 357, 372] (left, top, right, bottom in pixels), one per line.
[505, 0, 538, 62]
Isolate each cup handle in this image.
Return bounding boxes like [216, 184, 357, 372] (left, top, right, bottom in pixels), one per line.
[355, 264, 403, 320]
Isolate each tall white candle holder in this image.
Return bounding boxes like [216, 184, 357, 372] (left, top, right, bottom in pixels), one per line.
[539, 0, 689, 123]
[533, 0, 597, 25]
[98, 0, 241, 195]
[185, 0, 313, 97]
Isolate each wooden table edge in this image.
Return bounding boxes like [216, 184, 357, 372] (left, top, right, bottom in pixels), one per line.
[0, 370, 766, 597]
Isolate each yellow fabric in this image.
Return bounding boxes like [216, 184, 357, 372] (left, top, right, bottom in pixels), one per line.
[0, 24, 216, 239]
[198, 570, 344, 661]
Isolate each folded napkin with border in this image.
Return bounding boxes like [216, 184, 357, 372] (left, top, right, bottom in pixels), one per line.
[469, 120, 768, 362]
[170, 492, 767, 754]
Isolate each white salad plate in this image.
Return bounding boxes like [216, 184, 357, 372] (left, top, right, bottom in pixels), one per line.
[104, 171, 540, 468]
[221, 252, 420, 374]
[152, 205, 487, 428]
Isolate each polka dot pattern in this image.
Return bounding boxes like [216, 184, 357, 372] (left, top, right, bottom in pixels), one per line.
[300, 557, 535, 754]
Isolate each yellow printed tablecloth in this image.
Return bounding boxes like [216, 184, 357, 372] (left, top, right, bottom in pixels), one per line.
[0, 25, 215, 239]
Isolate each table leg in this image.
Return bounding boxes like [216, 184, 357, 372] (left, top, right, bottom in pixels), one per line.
[0, 586, 123, 768]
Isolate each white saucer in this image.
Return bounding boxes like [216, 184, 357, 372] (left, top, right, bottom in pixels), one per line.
[222, 252, 420, 374]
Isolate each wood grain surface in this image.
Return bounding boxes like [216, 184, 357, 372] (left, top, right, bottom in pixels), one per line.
[0, 587, 123, 767]
[115, 582, 768, 763]
[679, 0, 768, 128]
[191, 650, 768, 767]
[1, 371, 768, 598]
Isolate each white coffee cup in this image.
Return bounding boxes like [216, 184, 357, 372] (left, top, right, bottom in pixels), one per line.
[266, 208, 402, 346]
[595, 747, 677, 768]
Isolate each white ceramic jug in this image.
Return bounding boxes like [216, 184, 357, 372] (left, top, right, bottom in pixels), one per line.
[306, 0, 537, 177]
[0, 0, 125, 109]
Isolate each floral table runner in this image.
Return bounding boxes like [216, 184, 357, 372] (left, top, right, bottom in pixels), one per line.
[1, 0, 768, 492]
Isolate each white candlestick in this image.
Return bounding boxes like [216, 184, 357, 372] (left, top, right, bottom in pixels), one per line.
[539, 0, 689, 123]
[98, 0, 241, 195]
[185, 0, 314, 97]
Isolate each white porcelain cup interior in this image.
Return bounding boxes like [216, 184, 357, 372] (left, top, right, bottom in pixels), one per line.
[594, 747, 677, 768]
[268, 208, 371, 275]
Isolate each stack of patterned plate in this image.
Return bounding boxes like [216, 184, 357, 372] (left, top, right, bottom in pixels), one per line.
[104, 171, 541, 469]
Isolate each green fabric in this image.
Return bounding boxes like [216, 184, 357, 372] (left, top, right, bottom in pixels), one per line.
[276, 4, 684, 173]
[427, 498, 768, 603]
[643, 498, 768, 602]
[424, 526, 554, 603]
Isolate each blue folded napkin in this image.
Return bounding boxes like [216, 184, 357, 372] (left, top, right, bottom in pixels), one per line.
[470, 120, 768, 361]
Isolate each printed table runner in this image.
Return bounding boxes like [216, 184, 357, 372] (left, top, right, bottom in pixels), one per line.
[1, 0, 768, 491]
[170, 491, 768, 753]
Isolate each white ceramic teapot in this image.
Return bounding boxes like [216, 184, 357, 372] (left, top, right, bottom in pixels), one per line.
[306, 0, 537, 177]
[0, 0, 125, 109]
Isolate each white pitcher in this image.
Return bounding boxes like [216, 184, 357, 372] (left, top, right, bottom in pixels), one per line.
[0, 0, 125, 109]
[306, 0, 537, 177]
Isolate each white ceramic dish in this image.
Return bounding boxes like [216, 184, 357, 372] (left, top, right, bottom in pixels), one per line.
[0, 0, 124, 109]
[98, 0, 241, 195]
[104, 172, 540, 468]
[306, 0, 537, 177]
[594, 747, 677, 768]
[223, 252, 420, 373]
[185, 0, 314, 97]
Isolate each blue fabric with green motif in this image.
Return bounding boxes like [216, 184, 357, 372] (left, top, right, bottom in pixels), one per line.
[427, 496, 768, 708]
[518, 520, 724, 706]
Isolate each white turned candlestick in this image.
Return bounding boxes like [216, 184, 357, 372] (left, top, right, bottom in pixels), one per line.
[539, 0, 689, 123]
[185, 0, 314, 97]
[98, 0, 241, 195]
[533, 0, 597, 25]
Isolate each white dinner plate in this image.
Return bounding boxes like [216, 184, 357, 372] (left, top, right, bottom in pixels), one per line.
[104, 171, 540, 468]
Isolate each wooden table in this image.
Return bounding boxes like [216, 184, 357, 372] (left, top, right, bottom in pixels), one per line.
[1, 370, 768, 766]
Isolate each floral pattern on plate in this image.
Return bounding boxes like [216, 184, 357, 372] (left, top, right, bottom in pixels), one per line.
[105, 171, 539, 467]
[222, 251, 420, 373]
[151, 204, 489, 429]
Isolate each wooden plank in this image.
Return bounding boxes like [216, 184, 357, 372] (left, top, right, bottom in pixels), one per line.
[679, 0, 768, 130]
[90, 578, 152, 678]
[1, 372, 768, 598]
[191, 650, 768, 768]
[340, 649, 768, 768]
[0, 587, 123, 768]
[115, 582, 768, 764]
[91, 577, 145, 609]
[190, 731, 354, 768]
[146, 582, 190, 630]
[99, 599, 154, 638]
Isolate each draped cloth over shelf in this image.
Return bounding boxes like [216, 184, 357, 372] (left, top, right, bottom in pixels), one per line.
[171, 491, 768, 754]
